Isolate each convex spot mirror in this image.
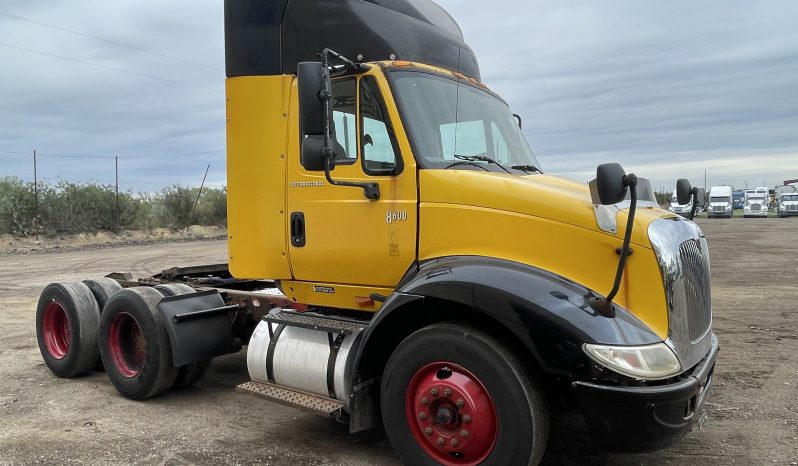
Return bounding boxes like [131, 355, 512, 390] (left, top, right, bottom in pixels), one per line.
[593, 163, 628, 205]
[676, 178, 692, 205]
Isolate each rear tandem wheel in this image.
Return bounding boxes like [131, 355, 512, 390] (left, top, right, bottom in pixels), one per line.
[99, 287, 178, 400]
[82, 277, 124, 371]
[36, 281, 101, 378]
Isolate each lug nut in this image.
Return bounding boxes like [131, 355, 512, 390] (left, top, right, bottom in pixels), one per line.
[424, 427, 433, 436]
[450, 438, 459, 447]
[455, 398, 464, 408]
[420, 397, 429, 405]
[430, 388, 439, 397]
[460, 429, 469, 438]
[463, 414, 472, 423]
[443, 388, 452, 397]
[436, 437, 445, 446]
[419, 412, 427, 420]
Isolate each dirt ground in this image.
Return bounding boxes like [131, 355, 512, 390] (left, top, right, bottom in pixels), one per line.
[0, 225, 227, 256]
[0, 218, 796, 465]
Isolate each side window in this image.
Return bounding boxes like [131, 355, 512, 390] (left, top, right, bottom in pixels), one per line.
[359, 76, 401, 175]
[332, 79, 357, 162]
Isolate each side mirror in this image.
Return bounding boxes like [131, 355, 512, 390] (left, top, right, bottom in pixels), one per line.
[593, 163, 628, 205]
[676, 179, 692, 205]
[298, 61, 331, 172]
[297, 62, 324, 136]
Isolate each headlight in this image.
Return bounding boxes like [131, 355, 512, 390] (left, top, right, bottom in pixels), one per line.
[583, 342, 682, 380]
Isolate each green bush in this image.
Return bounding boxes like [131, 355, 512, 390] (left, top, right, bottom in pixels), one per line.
[156, 186, 197, 229]
[0, 177, 227, 236]
[195, 186, 227, 226]
[0, 177, 37, 235]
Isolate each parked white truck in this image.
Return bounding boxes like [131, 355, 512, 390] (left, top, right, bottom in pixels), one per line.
[777, 191, 798, 217]
[707, 186, 733, 218]
[743, 187, 769, 218]
[669, 188, 695, 217]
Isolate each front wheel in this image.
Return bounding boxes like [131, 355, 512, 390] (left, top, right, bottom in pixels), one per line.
[381, 322, 549, 466]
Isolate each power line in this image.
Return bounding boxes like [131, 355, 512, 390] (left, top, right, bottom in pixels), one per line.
[0, 41, 223, 94]
[0, 11, 222, 72]
[0, 149, 225, 159]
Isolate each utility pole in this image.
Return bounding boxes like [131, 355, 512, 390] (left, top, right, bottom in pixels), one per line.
[115, 156, 119, 232]
[186, 164, 210, 232]
[33, 150, 38, 241]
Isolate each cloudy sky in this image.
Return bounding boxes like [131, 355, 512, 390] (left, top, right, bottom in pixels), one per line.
[1, 1, 796, 192]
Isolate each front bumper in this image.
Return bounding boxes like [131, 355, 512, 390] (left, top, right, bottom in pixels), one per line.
[572, 334, 719, 453]
[778, 209, 798, 217]
[744, 210, 767, 217]
[707, 210, 731, 218]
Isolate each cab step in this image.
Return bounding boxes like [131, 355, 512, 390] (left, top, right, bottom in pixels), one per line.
[264, 309, 368, 335]
[236, 380, 344, 415]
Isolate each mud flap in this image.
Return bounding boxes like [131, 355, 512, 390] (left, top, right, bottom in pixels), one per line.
[157, 290, 235, 366]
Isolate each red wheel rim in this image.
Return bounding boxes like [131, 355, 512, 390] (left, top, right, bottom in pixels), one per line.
[42, 302, 71, 359]
[108, 312, 145, 378]
[405, 362, 498, 465]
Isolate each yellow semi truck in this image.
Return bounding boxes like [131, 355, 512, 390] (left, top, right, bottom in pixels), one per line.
[35, 0, 717, 463]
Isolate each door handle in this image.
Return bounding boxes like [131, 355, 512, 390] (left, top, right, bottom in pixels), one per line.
[290, 212, 305, 247]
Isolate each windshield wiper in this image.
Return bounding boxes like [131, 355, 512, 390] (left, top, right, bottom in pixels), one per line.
[444, 161, 490, 171]
[510, 164, 542, 174]
[454, 154, 512, 174]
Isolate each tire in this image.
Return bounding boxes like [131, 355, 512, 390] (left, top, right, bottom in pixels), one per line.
[99, 287, 178, 400]
[154, 283, 195, 297]
[36, 281, 101, 378]
[171, 359, 212, 389]
[381, 322, 549, 466]
[82, 278, 124, 372]
[83, 277, 124, 309]
[152, 283, 211, 389]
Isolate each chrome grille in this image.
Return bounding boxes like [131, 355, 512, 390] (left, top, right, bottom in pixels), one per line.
[678, 240, 712, 342]
[712, 206, 724, 212]
[751, 203, 761, 211]
[648, 218, 713, 370]
[788, 205, 798, 211]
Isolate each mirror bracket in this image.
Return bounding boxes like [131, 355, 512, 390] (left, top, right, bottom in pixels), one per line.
[318, 49, 380, 200]
[587, 164, 639, 317]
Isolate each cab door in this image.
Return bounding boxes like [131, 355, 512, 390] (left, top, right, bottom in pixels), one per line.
[286, 73, 418, 289]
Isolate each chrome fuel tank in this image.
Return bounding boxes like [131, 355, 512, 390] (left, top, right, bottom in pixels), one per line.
[247, 319, 362, 403]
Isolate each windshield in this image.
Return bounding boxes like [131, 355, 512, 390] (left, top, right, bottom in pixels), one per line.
[710, 196, 730, 203]
[390, 70, 541, 172]
[782, 194, 798, 201]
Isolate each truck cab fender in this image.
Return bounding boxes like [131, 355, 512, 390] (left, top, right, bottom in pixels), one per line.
[352, 256, 662, 392]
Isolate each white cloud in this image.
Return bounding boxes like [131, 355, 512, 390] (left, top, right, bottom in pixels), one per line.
[1, 0, 796, 192]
